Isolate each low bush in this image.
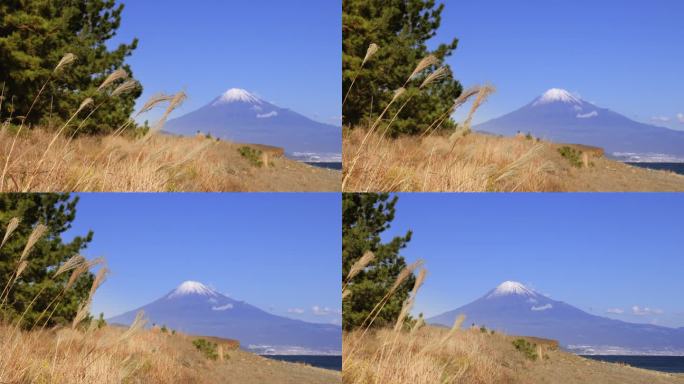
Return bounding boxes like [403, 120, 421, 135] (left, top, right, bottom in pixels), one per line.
[192, 338, 218, 360]
[512, 338, 538, 360]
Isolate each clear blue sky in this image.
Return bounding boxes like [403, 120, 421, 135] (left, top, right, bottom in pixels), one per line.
[429, 0, 684, 130]
[63, 193, 341, 325]
[381, 193, 684, 328]
[108, 0, 341, 126]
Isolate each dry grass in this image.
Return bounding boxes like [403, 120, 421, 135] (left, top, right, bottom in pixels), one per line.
[342, 128, 684, 192]
[343, 128, 562, 192]
[0, 324, 202, 383]
[0, 129, 339, 192]
[344, 326, 521, 384]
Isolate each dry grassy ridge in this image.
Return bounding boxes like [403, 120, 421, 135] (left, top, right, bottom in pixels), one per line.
[343, 326, 684, 384]
[342, 128, 684, 192]
[0, 129, 340, 192]
[0, 324, 340, 384]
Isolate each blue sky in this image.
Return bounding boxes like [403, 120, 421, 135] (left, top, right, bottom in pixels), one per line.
[109, 0, 341, 126]
[381, 193, 684, 328]
[63, 193, 341, 325]
[429, 0, 684, 130]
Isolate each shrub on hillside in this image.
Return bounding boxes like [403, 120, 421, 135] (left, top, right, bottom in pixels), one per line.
[192, 338, 218, 360]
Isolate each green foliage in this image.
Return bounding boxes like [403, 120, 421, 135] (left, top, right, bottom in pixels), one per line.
[0, 194, 94, 328]
[171, 329, 176, 336]
[0, 0, 142, 134]
[525, 132, 533, 140]
[238, 146, 263, 167]
[342, 193, 414, 330]
[160, 324, 168, 333]
[96, 312, 107, 329]
[558, 146, 583, 168]
[192, 338, 218, 360]
[512, 338, 538, 360]
[479, 325, 487, 333]
[343, 0, 463, 135]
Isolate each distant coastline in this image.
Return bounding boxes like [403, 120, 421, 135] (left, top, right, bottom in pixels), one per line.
[626, 162, 684, 176]
[581, 355, 684, 373]
[306, 162, 342, 170]
[262, 355, 342, 371]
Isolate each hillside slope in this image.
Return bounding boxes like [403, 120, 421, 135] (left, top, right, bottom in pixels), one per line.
[343, 326, 683, 384]
[342, 128, 684, 192]
[0, 324, 339, 384]
[0, 129, 340, 192]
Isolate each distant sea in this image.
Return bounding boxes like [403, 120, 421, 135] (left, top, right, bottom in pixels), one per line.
[581, 355, 684, 373]
[262, 355, 342, 371]
[305, 162, 342, 170]
[626, 162, 684, 175]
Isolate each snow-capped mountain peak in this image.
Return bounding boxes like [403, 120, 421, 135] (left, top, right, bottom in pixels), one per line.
[214, 88, 262, 105]
[487, 281, 537, 298]
[533, 88, 582, 106]
[168, 281, 218, 298]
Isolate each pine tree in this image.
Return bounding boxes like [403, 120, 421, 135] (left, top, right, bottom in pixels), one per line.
[0, 0, 141, 134]
[342, 0, 462, 136]
[0, 194, 94, 328]
[342, 193, 414, 330]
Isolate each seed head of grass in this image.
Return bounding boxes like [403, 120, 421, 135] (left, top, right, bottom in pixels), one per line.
[54, 254, 86, 277]
[88, 267, 109, 300]
[136, 93, 175, 116]
[391, 87, 406, 103]
[75, 98, 94, 115]
[410, 268, 427, 298]
[111, 79, 139, 97]
[54, 53, 76, 73]
[118, 310, 147, 342]
[66, 264, 88, 291]
[451, 86, 482, 113]
[420, 66, 450, 89]
[388, 259, 424, 296]
[1, 217, 20, 249]
[462, 84, 496, 129]
[16, 260, 28, 279]
[409, 55, 439, 81]
[72, 300, 91, 329]
[20, 223, 47, 261]
[362, 43, 379, 66]
[345, 251, 375, 283]
[97, 69, 128, 91]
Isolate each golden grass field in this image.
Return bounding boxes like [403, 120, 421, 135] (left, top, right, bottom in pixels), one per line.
[343, 325, 684, 384]
[342, 128, 684, 192]
[0, 324, 340, 384]
[0, 128, 340, 192]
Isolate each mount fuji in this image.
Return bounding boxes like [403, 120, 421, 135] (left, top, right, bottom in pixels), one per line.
[475, 89, 684, 162]
[108, 281, 341, 355]
[428, 281, 684, 355]
[164, 89, 341, 162]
